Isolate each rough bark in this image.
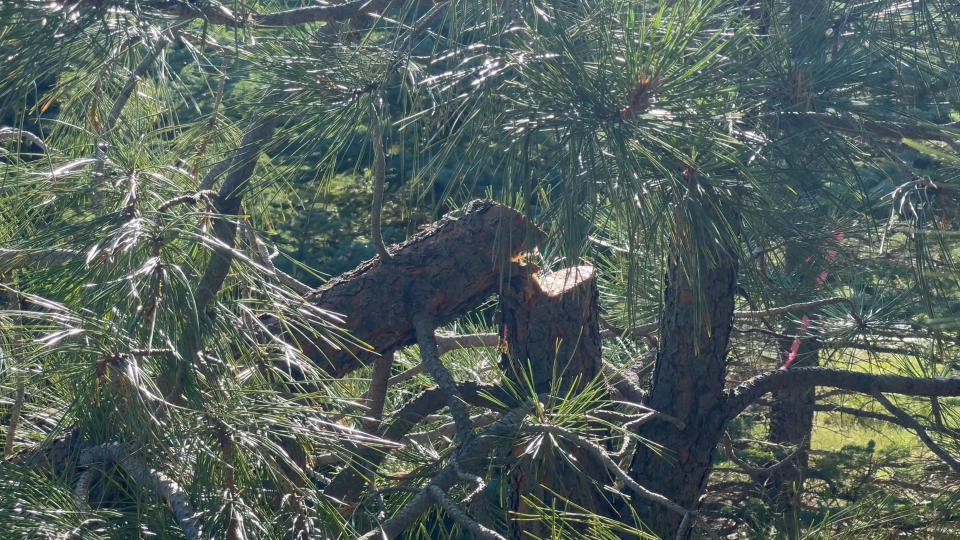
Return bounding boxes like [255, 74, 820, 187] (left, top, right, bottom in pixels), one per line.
[498, 265, 607, 538]
[499, 265, 602, 394]
[628, 247, 739, 538]
[268, 200, 545, 378]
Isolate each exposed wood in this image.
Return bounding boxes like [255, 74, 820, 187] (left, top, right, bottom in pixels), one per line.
[272, 200, 544, 378]
[498, 265, 606, 538]
[498, 265, 602, 394]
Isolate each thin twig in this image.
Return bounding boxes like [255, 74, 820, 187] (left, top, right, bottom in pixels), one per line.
[403, 412, 501, 446]
[358, 402, 531, 539]
[93, 35, 171, 178]
[193, 54, 231, 184]
[176, 29, 227, 54]
[0, 127, 47, 152]
[242, 220, 313, 295]
[735, 296, 864, 328]
[369, 99, 392, 261]
[930, 397, 960, 438]
[189, 107, 284, 316]
[526, 424, 691, 516]
[3, 284, 24, 460]
[383, 333, 501, 387]
[157, 190, 218, 212]
[365, 351, 394, 431]
[3, 372, 25, 458]
[720, 432, 805, 477]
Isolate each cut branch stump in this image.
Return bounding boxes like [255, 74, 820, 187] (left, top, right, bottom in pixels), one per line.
[498, 265, 608, 538]
[498, 265, 602, 394]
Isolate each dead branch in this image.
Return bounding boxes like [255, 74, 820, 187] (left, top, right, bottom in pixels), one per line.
[268, 200, 543, 379]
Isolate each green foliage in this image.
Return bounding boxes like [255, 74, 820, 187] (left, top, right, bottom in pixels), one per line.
[1, 0, 959, 538]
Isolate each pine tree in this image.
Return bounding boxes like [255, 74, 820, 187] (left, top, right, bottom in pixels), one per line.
[1, 1, 959, 538]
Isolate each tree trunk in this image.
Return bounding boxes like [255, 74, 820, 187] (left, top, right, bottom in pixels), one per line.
[499, 265, 602, 394]
[765, 331, 817, 530]
[763, 245, 820, 536]
[498, 265, 607, 538]
[267, 199, 545, 378]
[628, 247, 739, 538]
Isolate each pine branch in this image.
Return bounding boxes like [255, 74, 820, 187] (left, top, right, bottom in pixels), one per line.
[379, 333, 500, 388]
[324, 382, 505, 504]
[242, 220, 313, 295]
[724, 368, 960, 421]
[3, 372, 25, 458]
[930, 397, 960, 438]
[871, 391, 960, 474]
[720, 432, 805, 478]
[79, 443, 202, 540]
[427, 485, 505, 540]
[72, 468, 95, 513]
[412, 313, 472, 443]
[0, 127, 47, 152]
[191, 110, 284, 313]
[364, 351, 394, 431]
[369, 100, 392, 261]
[526, 424, 692, 517]
[735, 296, 863, 328]
[358, 402, 530, 539]
[403, 412, 500, 446]
[192, 54, 230, 183]
[92, 35, 171, 178]
[812, 404, 904, 427]
[799, 112, 959, 146]
[111, 0, 434, 27]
